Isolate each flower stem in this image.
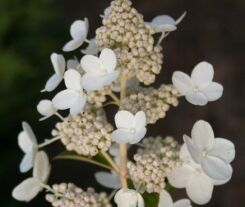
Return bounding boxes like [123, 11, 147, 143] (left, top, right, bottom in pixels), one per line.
[119, 75, 128, 188]
[101, 151, 120, 174]
[108, 91, 120, 105]
[38, 137, 61, 149]
[55, 112, 65, 121]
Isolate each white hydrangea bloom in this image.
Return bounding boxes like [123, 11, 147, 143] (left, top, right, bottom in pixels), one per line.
[114, 188, 144, 207]
[37, 100, 57, 121]
[81, 38, 100, 55]
[18, 122, 38, 173]
[158, 190, 192, 207]
[151, 11, 186, 33]
[168, 144, 232, 205]
[112, 110, 147, 144]
[52, 69, 86, 116]
[183, 120, 235, 181]
[63, 18, 89, 52]
[42, 53, 65, 92]
[172, 61, 223, 105]
[12, 151, 51, 202]
[81, 48, 118, 91]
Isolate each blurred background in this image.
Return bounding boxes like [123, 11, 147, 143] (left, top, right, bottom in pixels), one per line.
[0, 0, 244, 206]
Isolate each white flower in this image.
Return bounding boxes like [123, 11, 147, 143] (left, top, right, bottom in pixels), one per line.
[81, 38, 100, 55]
[112, 110, 147, 144]
[183, 120, 235, 181]
[81, 48, 119, 91]
[67, 58, 83, 74]
[52, 69, 86, 116]
[168, 144, 231, 205]
[63, 18, 89, 52]
[158, 190, 192, 207]
[95, 171, 121, 189]
[42, 53, 65, 92]
[37, 100, 57, 121]
[114, 188, 144, 207]
[151, 11, 186, 33]
[172, 61, 223, 106]
[12, 151, 51, 202]
[18, 122, 38, 173]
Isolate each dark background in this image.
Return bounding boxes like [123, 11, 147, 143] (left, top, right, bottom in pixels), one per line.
[0, 0, 244, 206]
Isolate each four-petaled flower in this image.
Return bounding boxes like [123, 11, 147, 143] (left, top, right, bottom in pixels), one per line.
[172, 61, 223, 106]
[168, 144, 231, 205]
[52, 69, 86, 116]
[114, 188, 144, 207]
[111, 110, 147, 144]
[151, 12, 186, 34]
[183, 120, 235, 181]
[12, 151, 51, 202]
[158, 189, 192, 207]
[63, 18, 89, 52]
[18, 122, 38, 173]
[42, 53, 65, 92]
[81, 48, 119, 91]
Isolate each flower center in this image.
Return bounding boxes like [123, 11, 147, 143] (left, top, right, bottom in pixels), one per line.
[193, 86, 200, 94]
[201, 149, 208, 157]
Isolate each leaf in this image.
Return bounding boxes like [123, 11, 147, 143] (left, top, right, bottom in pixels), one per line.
[142, 192, 159, 207]
[54, 151, 113, 170]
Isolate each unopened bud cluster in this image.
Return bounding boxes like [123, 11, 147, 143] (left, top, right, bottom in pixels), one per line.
[52, 108, 113, 156]
[46, 183, 112, 207]
[87, 86, 112, 108]
[128, 136, 180, 193]
[96, 0, 163, 85]
[121, 85, 180, 124]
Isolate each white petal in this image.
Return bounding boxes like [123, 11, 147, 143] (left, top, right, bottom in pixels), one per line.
[63, 38, 85, 52]
[81, 54, 104, 75]
[37, 100, 56, 117]
[168, 164, 193, 188]
[67, 59, 80, 70]
[100, 48, 117, 73]
[202, 82, 223, 101]
[50, 53, 65, 77]
[22, 122, 37, 146]
[70, 19, 88, 40]
[18, 132, 33, 153]
[130, 127, 147, 144]
[99, 71, 119, 86]
[201, 156, 232, 181]
[212, 164, 232, 185]
[64, 69, 82, 90]
[43, 74, 63, 92]
[81, 74, 105, 91]
[12, 178, 42, 202]
[114, 189, 144, 207]
[95, 172, 121, 189]
[186, 172, 213, 205]
[81, 39, 99, 55]
[134, 111, 147, 129]
[151, 15, 177, 32]
[137, 193, 145, 207]
[52, 89, 78, 110]
[70, 95, 86, 116]
[33, 151, 51, 183]
[115, 110, 134, 130]
[191, 62, 214, 86]
[158, 190, 173, 207]
[174, 199, 192, 207]
[183, 135, 201, 163]
[109, 143, 120, 157]
[172, 71, 192, 95]
[111, 129, 134, 144]
[19, 152, 35, 173]
[185, 92, 208, 106]
[208, 138, 235, 163]
[179, 144, 192, 162]
[191, 120, 214, 151]
[175, 11, 187, 25]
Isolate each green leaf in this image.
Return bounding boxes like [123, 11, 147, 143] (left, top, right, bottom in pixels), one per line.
[142, 192, 159, 207]
[54, 151, 113, 171]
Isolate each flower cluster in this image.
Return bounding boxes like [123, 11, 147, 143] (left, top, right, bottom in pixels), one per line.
[12, 0, 235, 207]
[121, 85, 179, 124]
[46, 183, 112, 207]
[96, 0, 163, 85]
[128, 136, 180, 193]
[52, 108, 113, 156]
